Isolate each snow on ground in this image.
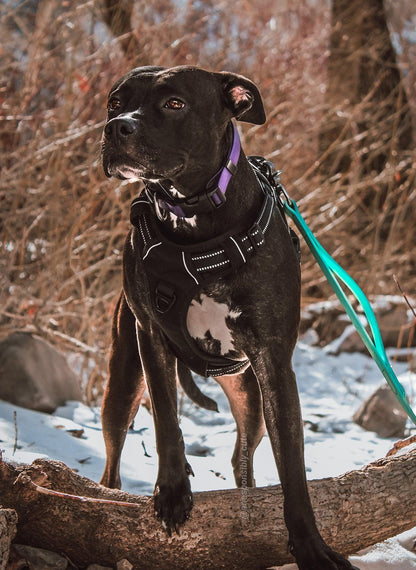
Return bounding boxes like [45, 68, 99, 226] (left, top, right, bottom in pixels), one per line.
[1, 334, 416, 568]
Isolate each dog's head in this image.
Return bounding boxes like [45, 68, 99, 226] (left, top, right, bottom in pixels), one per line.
[101, 66, 265, 188]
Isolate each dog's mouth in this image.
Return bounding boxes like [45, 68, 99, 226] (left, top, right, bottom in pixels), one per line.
[104, 162, 144, 181]
[102, 141, 186, 182]
[103, 157, 185, 182]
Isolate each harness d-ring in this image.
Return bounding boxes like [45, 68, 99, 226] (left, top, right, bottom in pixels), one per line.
[153, 191, 168, 222]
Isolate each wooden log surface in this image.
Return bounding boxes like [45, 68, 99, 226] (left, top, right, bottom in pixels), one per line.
[1, 447, 416, 569]
[0, 507, 17, 570]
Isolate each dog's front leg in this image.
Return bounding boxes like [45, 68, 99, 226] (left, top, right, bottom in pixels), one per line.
[251, 348, 356, 570]
[137, 327, 193, 534]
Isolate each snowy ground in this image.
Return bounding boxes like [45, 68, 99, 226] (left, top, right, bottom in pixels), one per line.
[1, 333, 416, 568]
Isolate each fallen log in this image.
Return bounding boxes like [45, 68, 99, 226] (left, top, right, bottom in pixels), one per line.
[0, 507, 17, 570]
[1, 448, 416, 569]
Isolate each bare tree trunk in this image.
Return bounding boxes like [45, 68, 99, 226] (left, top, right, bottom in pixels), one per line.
[98, 0, 137, 55]
[321, 0, 413, 175]
[1, 448, 416, 569]
[315, 0, 415, 292]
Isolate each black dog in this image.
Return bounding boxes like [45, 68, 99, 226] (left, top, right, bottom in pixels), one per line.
[100, 65, 357, 570]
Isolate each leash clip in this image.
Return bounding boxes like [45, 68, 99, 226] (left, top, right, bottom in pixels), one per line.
[276, 182, 293, 208]
[264, 162, 294, 208]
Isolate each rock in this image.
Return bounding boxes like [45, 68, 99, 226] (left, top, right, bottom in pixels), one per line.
[0, 508, 17, 570]
[325, 324, 363, 354]
[8, 546, 131, 570]
[353, 384, 408, 438]
[10, 544, 69, 569]
[117, 560, 134, 570]
[300, 299, 346, 344]
[301, 295, 415, 353]
[0, 332, 82, 413]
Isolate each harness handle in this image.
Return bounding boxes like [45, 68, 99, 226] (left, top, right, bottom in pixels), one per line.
[278, 189, 416, 426]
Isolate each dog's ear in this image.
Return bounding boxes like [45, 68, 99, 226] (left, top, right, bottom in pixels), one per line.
[218, 72, 266, 125]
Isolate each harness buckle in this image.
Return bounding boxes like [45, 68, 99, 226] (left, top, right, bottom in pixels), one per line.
[155, 282, 176, 313]
[206, 186, 226, 209]
[247, 223, 265, 250]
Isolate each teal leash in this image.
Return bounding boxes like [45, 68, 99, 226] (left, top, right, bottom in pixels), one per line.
[275, 181, 416, 427]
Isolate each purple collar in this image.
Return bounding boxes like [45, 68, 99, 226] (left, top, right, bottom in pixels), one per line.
[147, 122, 241, 220]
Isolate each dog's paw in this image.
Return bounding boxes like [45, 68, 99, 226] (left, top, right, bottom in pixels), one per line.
[153, 466, 194, 535]
[290, 538, 359, 570]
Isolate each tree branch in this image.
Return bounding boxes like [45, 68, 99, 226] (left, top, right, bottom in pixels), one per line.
[1, 448, 416, 569]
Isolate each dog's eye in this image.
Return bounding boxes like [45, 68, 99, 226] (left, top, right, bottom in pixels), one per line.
[107, 97, 121, 112]
[163, 98, 185, 110]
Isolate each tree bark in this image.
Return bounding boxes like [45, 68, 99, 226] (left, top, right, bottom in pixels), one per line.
[321, 0, 413, 175]
[0, 508, 17, 570]
[1, 448, 416, 569]
[98, 0, 138, 56]
[327, 0, 404, 106]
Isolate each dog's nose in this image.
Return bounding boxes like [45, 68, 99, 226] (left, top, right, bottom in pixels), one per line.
[104, 117, 137, 140]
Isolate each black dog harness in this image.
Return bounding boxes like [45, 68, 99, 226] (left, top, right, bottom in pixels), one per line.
[130, 151, 300, 378]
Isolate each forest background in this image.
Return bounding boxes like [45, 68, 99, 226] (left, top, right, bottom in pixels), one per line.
[1, 0, 415, 403]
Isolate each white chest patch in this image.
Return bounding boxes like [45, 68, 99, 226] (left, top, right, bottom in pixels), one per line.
[186, 294, 241, 356]
[167, 212, 198, 228]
